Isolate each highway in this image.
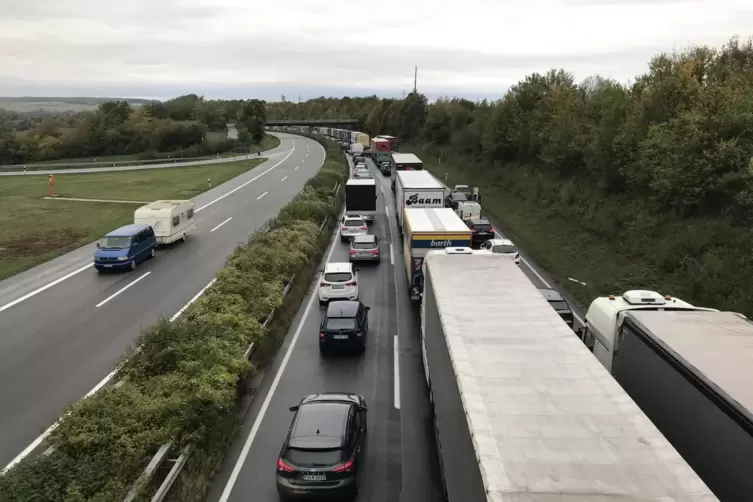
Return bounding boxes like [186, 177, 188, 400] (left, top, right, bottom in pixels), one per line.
[207, 154, 446, 502]
[0, 132, 325, 469]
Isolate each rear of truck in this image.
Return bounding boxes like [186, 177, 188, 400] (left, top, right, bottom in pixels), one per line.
[421, 253, 717, 502]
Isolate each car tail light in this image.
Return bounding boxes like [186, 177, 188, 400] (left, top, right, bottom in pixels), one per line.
[489, 228, 495, 234]
[320, 282, 328, 287]
[333, 459, 354, 473]
[371, 249, 379, 255]
[360, 226, 367, 230]
[319, 332, 325, 339]
[345, 281, 356, 286]
[472, 228, 477, 233]
[350, 249, 357, 255]
[277, 458, 295, 473]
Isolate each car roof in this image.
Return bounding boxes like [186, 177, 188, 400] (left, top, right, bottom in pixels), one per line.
[486, 238, 514, 247]
[301, 392, 363, 407]
[326, 300, 360, 317]
[289, 402, 351, 449]
[351, 234, 376, 243]
[106, 224, 150, 237]
[539, 288, 565, 302]
[470, 218, 490, 225]
[343, 214, 365, 221]
[324, 262, 353, 274]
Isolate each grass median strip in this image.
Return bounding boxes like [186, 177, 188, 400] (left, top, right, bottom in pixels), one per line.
[0, 137, 347, 502]
[0, 158, 264, 280]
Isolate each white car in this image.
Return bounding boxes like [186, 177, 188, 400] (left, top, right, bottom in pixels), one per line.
[318, 262, 359, 304]
[340, 214, 367, 242]
[479, 238, 520, 265]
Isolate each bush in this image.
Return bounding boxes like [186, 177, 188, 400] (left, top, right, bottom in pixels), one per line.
[0, 136, 347, 502]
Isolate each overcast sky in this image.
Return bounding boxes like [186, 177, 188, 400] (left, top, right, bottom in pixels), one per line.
[0, 0, 750, 101]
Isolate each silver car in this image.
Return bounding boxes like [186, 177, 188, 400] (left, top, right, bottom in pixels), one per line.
[353, 168, 372, 179]
[340, 215, 368, 242]
[349, 234, 381, 262]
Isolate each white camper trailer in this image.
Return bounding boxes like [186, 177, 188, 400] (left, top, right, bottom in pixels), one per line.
[134, 200, 196, 244]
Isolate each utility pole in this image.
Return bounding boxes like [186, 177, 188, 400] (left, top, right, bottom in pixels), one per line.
[413, 65, 417, 93]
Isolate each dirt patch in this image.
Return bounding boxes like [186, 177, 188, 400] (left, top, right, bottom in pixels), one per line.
[0, 229, 88, 257]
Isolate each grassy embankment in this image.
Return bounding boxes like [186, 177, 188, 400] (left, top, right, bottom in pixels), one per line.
[410, 143, 753, 316]
[0, 158, 264, 279]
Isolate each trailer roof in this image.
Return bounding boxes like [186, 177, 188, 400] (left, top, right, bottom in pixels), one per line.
[627, 310, 753, 417]
[396, 170, 441, 189]
[345, 179, 375, 186]
[391, 153, 422, 163]
[405, 208, 469, 234]
[424, 253, 715, 502]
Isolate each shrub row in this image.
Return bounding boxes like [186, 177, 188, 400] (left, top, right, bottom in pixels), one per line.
[0, 136, 347, 502]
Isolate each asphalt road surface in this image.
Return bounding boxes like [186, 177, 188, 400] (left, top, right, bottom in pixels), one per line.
[0, 133, 325, 469]
[207, 150, 586, 502]
[206, 155, 446, 502]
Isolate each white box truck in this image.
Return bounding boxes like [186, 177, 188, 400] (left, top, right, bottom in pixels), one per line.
[394, 170, 446, 233]
[420, 252, 716, 502]
[134, 200, 196, 244]
[580, 293, 753, 502]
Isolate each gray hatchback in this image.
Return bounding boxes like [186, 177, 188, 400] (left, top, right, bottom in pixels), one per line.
[349, 234, 381, 262]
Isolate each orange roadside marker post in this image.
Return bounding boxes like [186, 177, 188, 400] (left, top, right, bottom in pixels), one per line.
[49, 174, 55, 197]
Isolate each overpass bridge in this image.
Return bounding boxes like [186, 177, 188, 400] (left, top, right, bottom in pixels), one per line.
[265, 118, 360, 130]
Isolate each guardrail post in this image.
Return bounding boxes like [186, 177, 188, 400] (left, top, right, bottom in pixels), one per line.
[124, 441, 174, 502]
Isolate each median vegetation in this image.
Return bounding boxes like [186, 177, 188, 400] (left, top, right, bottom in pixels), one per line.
[269, 36, 753, 317]
[0, 136, 347, 502]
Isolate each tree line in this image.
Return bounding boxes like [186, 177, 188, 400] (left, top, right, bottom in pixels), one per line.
[267, 36, 753, 314]
[0, 95, 267, 165]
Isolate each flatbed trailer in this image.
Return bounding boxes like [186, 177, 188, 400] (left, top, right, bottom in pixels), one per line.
[420, 251, 717, 502]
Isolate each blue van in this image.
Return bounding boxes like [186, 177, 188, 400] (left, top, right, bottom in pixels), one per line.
[94, 224, 157, 272]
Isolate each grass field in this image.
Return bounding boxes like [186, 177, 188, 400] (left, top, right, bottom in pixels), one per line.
[0, 158, 264, 279]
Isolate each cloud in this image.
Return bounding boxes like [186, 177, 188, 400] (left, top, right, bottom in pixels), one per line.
[0, 0, 750, 100]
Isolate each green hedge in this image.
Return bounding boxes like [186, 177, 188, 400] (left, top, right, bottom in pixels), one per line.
[0, 135, 347, 502]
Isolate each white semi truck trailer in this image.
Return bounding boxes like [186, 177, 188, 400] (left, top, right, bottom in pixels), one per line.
[420, 250, 716, 502]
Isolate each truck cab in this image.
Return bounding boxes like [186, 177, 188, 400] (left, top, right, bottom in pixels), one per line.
[579, 290, 718, 371]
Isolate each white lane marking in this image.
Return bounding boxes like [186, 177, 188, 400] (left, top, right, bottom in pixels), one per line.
[380, 185, 385, 196]
[210, 217, 233, 233]
[95, 272, 151, 308]
[385, 206, 390, 220]
[218, 222, 340, 501]
[294, 165, 299, 171]
[169, 278, 217, 322]
[280, 176, 287, 182]
[389, 243, 394, 266]
[394, 336, 400, 410]
[0, 263, 92, 314]
[3, 275, 220, 473]
[196, 147, 295, 213]
[257, 191, 268, 200]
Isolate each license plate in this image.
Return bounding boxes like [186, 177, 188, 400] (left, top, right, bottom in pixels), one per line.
[104, 265, 113, 268]
[302, 474, 326, 481]
[359, 252, 370, 256]
[333, 335, 348, 340]
[332, 285, 344, 289]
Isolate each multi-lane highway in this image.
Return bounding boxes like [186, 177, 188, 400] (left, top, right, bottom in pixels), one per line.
[207, 151, 586, 502]
[0, 132, 325, 469]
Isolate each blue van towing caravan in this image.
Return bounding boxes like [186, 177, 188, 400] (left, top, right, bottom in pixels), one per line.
[94, 224, 157, 272]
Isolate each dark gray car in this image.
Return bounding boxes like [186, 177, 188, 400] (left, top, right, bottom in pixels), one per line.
[349, 234, 380, 262]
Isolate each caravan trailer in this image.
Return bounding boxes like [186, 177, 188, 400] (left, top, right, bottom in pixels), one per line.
[134, 200, 196, 244]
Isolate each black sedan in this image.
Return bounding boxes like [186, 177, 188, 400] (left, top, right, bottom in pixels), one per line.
[467, 219, 495, 248]
[319, 300, 369, 354]
[276, 393, 367, 500]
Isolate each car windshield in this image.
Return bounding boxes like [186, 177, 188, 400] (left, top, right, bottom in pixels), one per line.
[353, 241, 375, 249]
[324, 272, 352, 283]
[325, 317, 358, 330]
[549, 301, 570, 311]
[285, 448, 341, 467]
[100, 236, 131, 249]
[492, 244, 516, 254]
[344, 219, 363, 227]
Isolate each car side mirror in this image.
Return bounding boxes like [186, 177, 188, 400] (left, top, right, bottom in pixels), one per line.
[289, 405, 299, 412]
[96, 242, 100, 248]
[365, 306, 371, 311]
[355, 267, 360, 272]
[360, 404, 368, 412]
